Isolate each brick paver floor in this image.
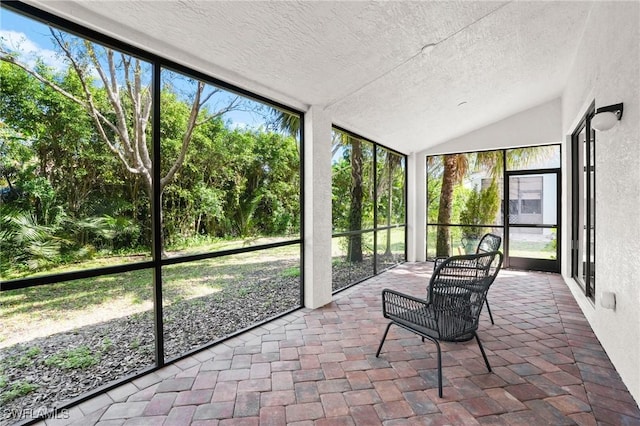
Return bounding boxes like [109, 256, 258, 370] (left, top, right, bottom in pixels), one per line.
[36, 263, 640, 425]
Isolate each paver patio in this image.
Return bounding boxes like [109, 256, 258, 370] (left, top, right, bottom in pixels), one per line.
[35, 263, 640, 425]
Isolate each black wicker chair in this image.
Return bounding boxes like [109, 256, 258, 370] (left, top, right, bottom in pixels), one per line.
[376, 250, 503, 397]
[434, 233, 502, 324]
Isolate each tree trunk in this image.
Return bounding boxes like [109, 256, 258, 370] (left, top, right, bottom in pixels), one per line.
[436, 154, 458, 257]
[141, 176, 168, 258]
[347, 139, 363, 262]
[196, 212, 202, 235]
[385, 158, 393, 256]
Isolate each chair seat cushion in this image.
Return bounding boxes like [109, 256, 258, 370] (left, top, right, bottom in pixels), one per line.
[386, 304, 476, 342]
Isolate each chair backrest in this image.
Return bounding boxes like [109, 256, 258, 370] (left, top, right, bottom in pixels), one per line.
[429, 251, 503, 340]
[476, 233, 502, 254]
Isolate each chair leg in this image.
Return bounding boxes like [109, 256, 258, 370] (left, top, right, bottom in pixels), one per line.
[378, 322, 443, 397]
[485, 299, 495, 324]
[376, 322, 393, 357]
[474, 332, 492, 372]
[434, 339, 443, 398]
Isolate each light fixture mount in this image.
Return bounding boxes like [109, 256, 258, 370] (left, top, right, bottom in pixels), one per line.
[591, 103, 624, 131]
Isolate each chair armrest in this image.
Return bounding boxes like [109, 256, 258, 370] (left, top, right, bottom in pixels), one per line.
[381, 289, 436, 331]
[382, 288, 429, 308]
[433, 256, 447, 270]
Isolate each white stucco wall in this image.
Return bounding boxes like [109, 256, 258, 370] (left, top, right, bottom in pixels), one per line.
[561, 2, 640, 405]
[424, 98, 562, 155]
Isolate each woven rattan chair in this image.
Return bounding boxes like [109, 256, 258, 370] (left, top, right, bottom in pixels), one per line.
[376, 250, 503, 397]
[433, 233, 502, 324]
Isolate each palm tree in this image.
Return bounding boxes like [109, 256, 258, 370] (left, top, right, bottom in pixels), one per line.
[434, 154, 468, 256]
[431, 146, 556, 257]
[346, 135, 364, 262]
[273, 111, 368, 263]
[378, 150, 402, 257]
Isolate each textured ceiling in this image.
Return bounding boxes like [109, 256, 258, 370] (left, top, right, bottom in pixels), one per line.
[29, 1, 593, 154]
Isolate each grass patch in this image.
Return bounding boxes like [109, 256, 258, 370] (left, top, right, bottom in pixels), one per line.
[282, 266, 300, 278]
[0, 349, 43, 403]
[0, 380, 39, 403]
[101, 338, 113, 352]
[0, 269, 154, 319]
[509, 240, 555, 259]
[44, 346, 99, 370]
[1, 240, 301, 346]
[2, 346, 41, 369]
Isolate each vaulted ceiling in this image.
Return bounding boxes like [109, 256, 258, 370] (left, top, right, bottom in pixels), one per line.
[29, 1, 593, 154]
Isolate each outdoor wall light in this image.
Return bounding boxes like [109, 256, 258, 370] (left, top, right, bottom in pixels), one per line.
[591, 103, 624, 131]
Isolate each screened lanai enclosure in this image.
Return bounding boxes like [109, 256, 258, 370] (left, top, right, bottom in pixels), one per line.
[331, 128, 406, 292]
[1, 0, 640, 424]
[0, 3, 406, 419]
[0, 5, 303, 416]
[426, 145, 561, 273]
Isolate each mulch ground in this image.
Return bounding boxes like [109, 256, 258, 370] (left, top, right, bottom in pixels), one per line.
[0, 256, 400, 425]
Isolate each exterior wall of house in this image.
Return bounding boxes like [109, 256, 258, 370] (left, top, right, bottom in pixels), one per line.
[542, 174, 556, 228]
[561, 1, 640, 405]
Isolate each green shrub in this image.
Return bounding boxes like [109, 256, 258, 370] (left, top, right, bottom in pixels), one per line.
[282, 266, 300, 278]
[459, 180, 500, 241]
[0, 380, 38, 403]
[101, 337, 113, 352]
[44, 346, 99, 370]
[2, 346, 41, 368]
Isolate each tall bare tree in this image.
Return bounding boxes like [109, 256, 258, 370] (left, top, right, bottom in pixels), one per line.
[1, 30, 241, 253]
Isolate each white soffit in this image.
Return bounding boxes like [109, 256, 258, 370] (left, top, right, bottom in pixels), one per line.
[28, 1, 593, 154]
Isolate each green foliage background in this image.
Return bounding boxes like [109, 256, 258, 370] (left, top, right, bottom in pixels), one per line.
[459, 180, 501, 239]
[0, 60, 300, 279]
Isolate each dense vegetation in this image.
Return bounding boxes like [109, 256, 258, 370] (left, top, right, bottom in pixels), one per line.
[0, 57, 301, 279]
[0, 56, 407, 280]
